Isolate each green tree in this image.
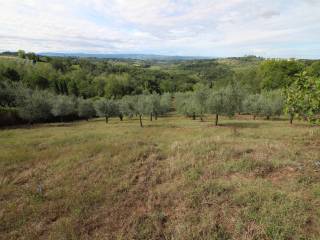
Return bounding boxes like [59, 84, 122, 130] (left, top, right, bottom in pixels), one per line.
[0, 81, 16, 107]
[147, 92, 161, 121]
[307, 61, 320, 77]
[104, 73, 133, 98]
[77, 99, 95, 121]
[159, 92, 172, 115]
[258, 90, 284, 120]
[206, 87, 237, 126]
[118, 95, 137, 118]
[175, 92, 197, 119]
[18, 50, 26, 59]
[51, 95, 76, 122]
[193, 83, 209, 121]
[94, 98, 118, 123]
[243, 94, 261, 120]
[17, 89, 53, 123]
[93, 75, 107, 97]
[259, 60, 303, 90]
[135, 95, 150, 127]
[285, 72, 320, 124]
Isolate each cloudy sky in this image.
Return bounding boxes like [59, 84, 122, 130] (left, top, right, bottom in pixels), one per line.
[1, 0, 320, 58]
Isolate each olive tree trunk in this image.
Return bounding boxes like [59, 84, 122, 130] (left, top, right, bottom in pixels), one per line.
[139, 115, 143, 127]
[215, 114, 219, 126]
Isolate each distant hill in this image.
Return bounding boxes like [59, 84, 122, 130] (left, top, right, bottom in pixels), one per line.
[39, 52, 212, 61]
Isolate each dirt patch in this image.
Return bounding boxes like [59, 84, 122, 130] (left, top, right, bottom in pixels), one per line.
[267, 166, 298, 184]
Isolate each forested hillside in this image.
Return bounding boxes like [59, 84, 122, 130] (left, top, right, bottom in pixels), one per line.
[1, 51, 319, 126]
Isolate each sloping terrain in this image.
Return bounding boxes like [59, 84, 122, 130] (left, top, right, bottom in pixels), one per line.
[1, 116, 320, 239]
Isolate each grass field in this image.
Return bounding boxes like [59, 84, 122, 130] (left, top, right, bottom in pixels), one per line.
[1, 115, 320, 240]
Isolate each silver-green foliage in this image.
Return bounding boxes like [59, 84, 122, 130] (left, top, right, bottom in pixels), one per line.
[243, 94, 261, 118]
[175, 92, 197, 116]
[94, 98, 118, 121]
[147, 92, 161, 115]
[206, 86, 237, 117]
[159, 92, 172, 114]
[244, 90, 284, 119]
[135, 94, 151, 116]
[77, 99, 95, 119]
[119, 95, 138, 117]
[259, 90, 284, 118]
[17, 89, 53, 123]
[193, 84, 210, 118]
[51, 95, 76, 119]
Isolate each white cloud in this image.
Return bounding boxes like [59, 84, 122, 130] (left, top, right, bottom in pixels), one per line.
[0, 0, 319, 58]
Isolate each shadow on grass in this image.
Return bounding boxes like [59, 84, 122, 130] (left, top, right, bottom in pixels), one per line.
[143, 123, 179, 128]
[217, 121, 263, 128]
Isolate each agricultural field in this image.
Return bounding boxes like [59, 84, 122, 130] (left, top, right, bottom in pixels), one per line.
[1, 115, 320, 240]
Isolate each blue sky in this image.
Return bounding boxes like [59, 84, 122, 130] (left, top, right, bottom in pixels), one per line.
[0, 0, 320, 58]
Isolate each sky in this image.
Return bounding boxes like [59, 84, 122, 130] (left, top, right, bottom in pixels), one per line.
[0, 0, 320, 58]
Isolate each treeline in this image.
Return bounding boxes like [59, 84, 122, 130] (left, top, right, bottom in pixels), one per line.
[176, 84, 284, 125]
[175, 77, 320, 125]
[0, 82, 172, 127]
[0, 51, 319, 126]
[1, 78, 319, 127]
[1, 51, 320, 97]
[0, 53, 199, 99]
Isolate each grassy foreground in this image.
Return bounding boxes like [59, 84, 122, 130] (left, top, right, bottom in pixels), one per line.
[1, 116, 320, 240]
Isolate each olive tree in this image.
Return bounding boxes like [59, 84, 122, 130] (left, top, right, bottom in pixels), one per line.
[175, 92, 197, 119]
[257, 93, 273, 120]
[259, 90, 284, 120]
[17, 89, 53, 124]
[118, 95, 147, 126]
[51, 95, 76, 122]
[119, 95, 137, 118]
[193, 84, 209, 121]
[232, 82, 247, 114]
[0, 81, 16, 107]
[269, 90, 285, 117]
[147, 92, 161, 121]
[77, 98, 95, 121]
[243, 94, 261, 120]
[206, 86, 237, 126]
[114, 99, 123, 121]
[94, 98, 118, 123]
[135, 94, 150, 127]
[159, 92, 171, 115]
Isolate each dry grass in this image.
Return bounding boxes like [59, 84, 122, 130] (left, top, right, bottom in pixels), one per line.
[1, 115, 320, 240]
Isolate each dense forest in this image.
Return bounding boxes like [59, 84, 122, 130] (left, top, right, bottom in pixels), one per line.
[0, 51, 319, 126]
